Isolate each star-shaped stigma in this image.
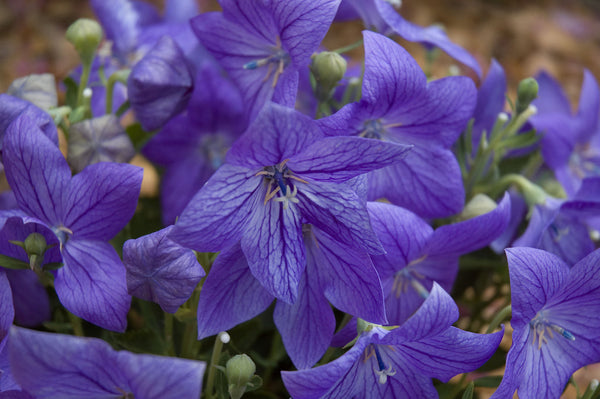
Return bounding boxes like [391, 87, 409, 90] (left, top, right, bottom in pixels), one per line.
[256, 159, 308, 209]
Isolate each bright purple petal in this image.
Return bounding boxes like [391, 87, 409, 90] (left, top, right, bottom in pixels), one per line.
[0, 93, 58, 149]
[63, 162, 142, 241]
[0, 273, 13, 350]
[3, 116, 70, 226]
[91, 0, 140, 60]
[4, 270, 50, 327]
[533, 71, 571, 115]
[124, 226, 204, 313]
[472, 59, 507, 144]
[55, 240, 131, 332]
[196, 243, 273, 340]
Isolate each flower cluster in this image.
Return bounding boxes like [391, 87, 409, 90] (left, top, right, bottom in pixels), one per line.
[1, 0, 600, 398]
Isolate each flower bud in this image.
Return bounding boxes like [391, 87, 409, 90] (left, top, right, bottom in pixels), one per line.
[66, 19, 104, 65]
[24, 233, 47, 258]
[515, 77, 538, 114]
[310, 51, 347, 101]
[226, 354, 256, 399]
[457, 194, 497, 221]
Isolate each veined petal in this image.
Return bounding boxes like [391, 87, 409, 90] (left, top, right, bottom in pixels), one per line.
[273, 266, 335, 369]
[505, 247, 570, 328]
[310, 227, 387, 324]
[55, 240, 131, 332]
[169, 164, 262, 252]
[0, 94, 57, 148]
[196, 243, 273, 340]
[288, 136, 412, 183]
[3, 116, 70, 226]
[361, 31, 426, 113]
[219, 0, 278, 43]
[296, 180, 384, 254]
[241, 193, 305, 303]
[63, 162, 142, 241]
[227, 103, 324, 169]
[124, 226, 204, 313]
[375, 0, 482, 77]
[0, 273, 13, 349]
[472, 59, 507, 143]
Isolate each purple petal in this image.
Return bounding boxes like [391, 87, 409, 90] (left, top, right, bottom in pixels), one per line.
[310, 227, 387, 324]
[537, 113, 576, 170]
[472, 59, 507, 144]
[0, 273, 13, 349]
[164, 0, 199, 23]
[91, 0, 140, 60]
[227, 103, 324, 169]
[369, 145, 465, 218]
[533, 71, 571, 115]
[341, 0, 389, 33]
[117, 351, 206, 399]
[376, 0, 481, 77]
[505, 247, 570, 328]
[273, 267, 335, 369]
[6, 74, 57, 111]
[241, 192, 305, 303]
[63, 162, 143, 241]
[55, 240, 131, 332]
[123, 226, 204, 313]
[425, 192, 511, 256]
[5, 270, 50, 327]
[196, 243, 273, 340]
[0, 94, 58, 149]
[575, 69, 600, 143]
[361, 31, 426, 112]
[168, 164, 262, 252]
[9, 327, 128, 397]
[288, 136, 412, 183]
[219, 0, 278, 42]
[128, 35, 194, 131]
[296, 180, 384, 254]
[3, 116, 70, 226]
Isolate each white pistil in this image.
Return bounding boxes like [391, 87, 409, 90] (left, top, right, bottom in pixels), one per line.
[274, 185, 299, 210]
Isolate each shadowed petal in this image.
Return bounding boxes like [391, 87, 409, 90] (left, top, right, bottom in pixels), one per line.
[55, 240, 131, 332]
[196, 243, 273, 340]
[91, 0, 140, 60]
[0, 273, 13, 349]
[5, 270, 50, 327]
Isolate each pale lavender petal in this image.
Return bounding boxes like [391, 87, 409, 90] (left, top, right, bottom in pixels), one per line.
[164, 0, 199, 23]
[63, 162, 143, 241]
[505, 247, 570, 328]
[3, 116, 69, 226]
[6, 74, 57, 111]
[196, 243, 273, 340]
[169, 165, 263, 252]
[273, 266, 334, 369]
[241, 194, 305, 303]
[123, 226, 204, 313]
[296, 180, 384, 254]
[55, 240, 131, 332]
[227, 103, 324, 169]
[288, 136, 412, 183]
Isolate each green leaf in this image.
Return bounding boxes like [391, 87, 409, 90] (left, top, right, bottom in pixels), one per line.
[63, 76, 79, 109]
[109, 328, 165, 355]
[498, 130, 539, 152]
[461, 382, 475, 399]
[0, 254, 30, 270]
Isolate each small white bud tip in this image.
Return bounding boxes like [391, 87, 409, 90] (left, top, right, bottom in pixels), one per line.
[591, 379, 599, 391]
[83, 87, 93, 98]
[498, 112, 509, 122]
[528, 104, 538, 114]
[219, 331, 231, 344]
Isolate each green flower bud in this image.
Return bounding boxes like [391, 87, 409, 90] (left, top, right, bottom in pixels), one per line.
[24, 233, 47, 258]
[310, 51, 347, 101]
[66, 18, 104, 65]
[515, 77, 539, 114]
[226, 354, 256, 399]
[457, 194, 498, 221]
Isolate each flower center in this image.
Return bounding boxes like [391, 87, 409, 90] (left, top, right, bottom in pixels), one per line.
[569, 144, 600, 179]
[529, 311, 575, 350]
[243, 38, 290, 88]
[391, 256, 429, 299]
[200, 134, 229, 170]
[360, 120, 385, 140]
[255, 160, 308, 209]
[52, 225, 73, 250]
[363, 345, 396, 384]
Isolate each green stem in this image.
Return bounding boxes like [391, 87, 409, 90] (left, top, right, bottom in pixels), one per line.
[205, 332, 228, 399]
[180, 321, 198, 359]
[333, 38, 363, 54]
[67, 311, 84, 337]
[164, 312, 175, 356]
[486, 305, 511, 334]
[77, 62, 92, 106]
[105, 70, 131, 114]
[581, 379, 599, 399]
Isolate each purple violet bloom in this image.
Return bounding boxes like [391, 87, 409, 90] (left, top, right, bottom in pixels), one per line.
[492, 247, 600, 398]
[0, 115, 143, 331]
[143, 60, 247, 225]
[8, 326, 206, 399]
[128, 35, 194, 131]
[471, 59, 507, 148]
[123, 226, 205, 313]
[282, 283, 504, 398]
[319, 31, 476, 218]
[190, 0, 341, 119]
[532, 70, 600, 196]
[194, 222, 386, 369]
[368, 193, 511, 324]
[169, 102, 411, 303]
[513, 177, 600, 265]
[338, 0, 482, 77]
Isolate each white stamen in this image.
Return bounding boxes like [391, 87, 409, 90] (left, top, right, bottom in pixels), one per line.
[219, 331, 230, 344]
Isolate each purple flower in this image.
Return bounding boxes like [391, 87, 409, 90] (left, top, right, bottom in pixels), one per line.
[123, 226, 205, 313]
[513, 177, 600, 265]
[143, 60, 247, 225]
[368, 193, 511, 324]
[339, 0, 482, 77]
[7, 326, 206, 399]
[319, 31, 476, 218]
[194, 222, 386, 369]
[282, 283, 503, 398]
[471, 59, 507, 148]
[492, 247, 600, 398]
[170, 102, 411, 303]
[1, 115, 143, 331]
[190, 0, 341, 119]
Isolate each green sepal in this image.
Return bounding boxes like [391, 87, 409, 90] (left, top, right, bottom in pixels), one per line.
[461, 382, 475, 399]
[0, 254, 30, 270]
